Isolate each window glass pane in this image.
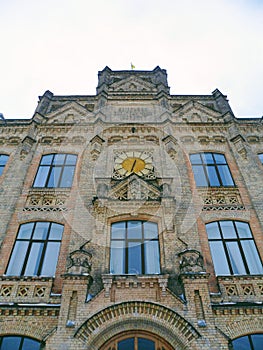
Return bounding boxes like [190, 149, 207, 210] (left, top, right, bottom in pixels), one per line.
[209, 241, 230, 275]
[213, 153, 226, 164]
[226, 242, 246, 274]
[0, 154, 9, 166]
[144, 222, 158, 239]
[236, 222, 252, 238]
[251, 334, 263, 350]
[17, 223, 34, 239]
[49, 223, 63, 240]
[33, 222, 49, 240]
[110, 241, 125, 274]
[138, 338, 155, 350]
[232, 336, 251, 350]
[33, 166, 50, 187]
[206, 166, 220, 186]
[192, 165, 208, 186]
[111, 222, 126, 239]
[190, 154, 202, 164]
[53, 154, 65, 165]
[6, 241, 29, 275]
[128, 242, 142, 274]
[127, 221, 142, 239]
[258, 154, 263, 163]
[206, 222, 221, 239]
[241, 241, 263, 274]
[22, 338, 41, 350]
[118, 338, 134, 350]
[202, 153, 214, 164]
[220, 221, 237, 239]
[24, 243, 44, 276]
[145, 240, 160, 274]
[218, 165, 234, 186]
[66, 154, 77, 165]
[41, 242, 61, 276]
[40, 154, 53, 165]
[0, 167, 4, 176]
[0, 336, 21, 350]
[60, 166, 75, 187]
[47, 167, 61, 187]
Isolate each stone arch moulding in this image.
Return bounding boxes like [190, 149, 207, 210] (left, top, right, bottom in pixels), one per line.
[74, 301, 201, 349]
[219, 317, 263, 341]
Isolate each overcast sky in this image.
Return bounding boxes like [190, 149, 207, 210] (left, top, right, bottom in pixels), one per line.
[1, 0, 263, 119]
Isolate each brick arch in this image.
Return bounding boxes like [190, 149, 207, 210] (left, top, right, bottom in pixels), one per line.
[220, 317, 263, 340]
[0, 320, 48, 342]
[74, 301, 200, 349]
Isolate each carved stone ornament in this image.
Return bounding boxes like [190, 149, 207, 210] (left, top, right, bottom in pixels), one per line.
[110, 174, 161, 201]
[67, 241, 92, 275]
[178, 249, 205, 274]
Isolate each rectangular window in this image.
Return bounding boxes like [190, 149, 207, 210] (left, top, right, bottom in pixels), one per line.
[33, 153, 77, 188]
[6, 222, 63, 277]
[190, 153, 234, 187]
[206, 221, 263, 275]
[110, 221, 160, 275]
[0, 154, 9, 176]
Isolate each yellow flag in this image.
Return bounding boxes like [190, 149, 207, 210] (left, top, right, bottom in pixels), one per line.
[131, 63, 135, 70]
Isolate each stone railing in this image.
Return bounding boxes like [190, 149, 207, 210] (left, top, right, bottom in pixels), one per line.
[0, 276, 60, 304]
[23, 188, 70, 212]
[197, 187, 245, 211]
[215, 275, 263, 302]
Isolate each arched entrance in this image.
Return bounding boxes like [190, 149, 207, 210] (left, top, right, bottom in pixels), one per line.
[100, 331, 174, 350]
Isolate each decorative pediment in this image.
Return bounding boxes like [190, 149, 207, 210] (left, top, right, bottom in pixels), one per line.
[110, 174, 161, 201]
[108, 76, 157, 93]
[45, 101, 90, 124]
[175, 100, 222, 123]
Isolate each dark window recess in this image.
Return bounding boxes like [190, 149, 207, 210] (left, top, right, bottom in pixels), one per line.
[190, 153, 234, 187]
[110, 221, 160, 275]
[206, 221, 263, 276]
[6, 222, 63, 277]
[33, 153, 77, 188]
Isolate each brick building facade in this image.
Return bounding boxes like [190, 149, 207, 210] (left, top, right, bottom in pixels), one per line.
[0, 67, 262, 349]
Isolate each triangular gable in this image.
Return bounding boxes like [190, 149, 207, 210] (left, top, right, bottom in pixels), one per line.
[45, 101, 91, 124]
[174, 100, 222, 123]
[108, 76, 157, 93]
[110, 174, 161, 201]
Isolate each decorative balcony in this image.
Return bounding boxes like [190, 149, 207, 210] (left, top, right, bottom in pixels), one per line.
[214, 275, 263, 303]
[0, 276, 60, 304]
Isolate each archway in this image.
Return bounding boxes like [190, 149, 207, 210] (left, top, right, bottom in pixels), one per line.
[100, 330, 173, 350]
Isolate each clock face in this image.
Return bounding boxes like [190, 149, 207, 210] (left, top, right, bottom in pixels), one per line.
[114, 151, 153, 177]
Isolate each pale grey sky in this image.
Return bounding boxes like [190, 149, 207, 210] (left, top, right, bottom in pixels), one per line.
[1, 0, 263, 119]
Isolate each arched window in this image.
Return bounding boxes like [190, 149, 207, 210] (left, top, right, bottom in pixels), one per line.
[231, 333, 263, 349]
[100, 331, 173, 350]
[0, 154, 9, 176]
[206, 221, 263, 275]
[110, 221, 160, 275]
[0, 335, 41, 350]
[33, 153, 77, 188]
[6, 222, 64, 277]
[190, 152, 234, 187]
